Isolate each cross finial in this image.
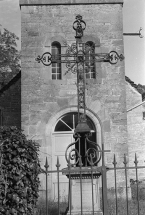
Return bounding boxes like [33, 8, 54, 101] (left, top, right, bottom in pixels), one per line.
[73, 14, 86, 39]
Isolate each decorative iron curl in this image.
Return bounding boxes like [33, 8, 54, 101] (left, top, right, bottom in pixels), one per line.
[65, 136, 81, 166]
[65, 62, 77, 75]
[65, 43, 77, 74]
[85, 43, 95, 55]
[35, 52, 52, 66]
[66, 43, 77, 55]
[73, 15, 86, 38]
[85, 136, 102, 165]
[109, 51, 124, 64]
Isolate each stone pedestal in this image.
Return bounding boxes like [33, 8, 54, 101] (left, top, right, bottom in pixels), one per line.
[63, 167, 103, 215]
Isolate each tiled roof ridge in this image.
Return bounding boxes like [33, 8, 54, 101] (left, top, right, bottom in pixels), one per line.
[125, 76, 145, 95]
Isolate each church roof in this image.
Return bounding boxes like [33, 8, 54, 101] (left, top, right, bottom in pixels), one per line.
[125, 76, 145, 95]
[0, 71, 21, 95]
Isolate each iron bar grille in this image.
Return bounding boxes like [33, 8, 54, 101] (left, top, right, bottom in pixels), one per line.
[35, 153, 145, 215]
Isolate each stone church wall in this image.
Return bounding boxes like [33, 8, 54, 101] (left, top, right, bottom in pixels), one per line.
[20, 0, 127, 189]
[126, 82, 145, 181]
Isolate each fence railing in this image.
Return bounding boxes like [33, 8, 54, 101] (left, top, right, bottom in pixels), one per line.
[37, 153, 145, 215]
[107, 153, 145, 215]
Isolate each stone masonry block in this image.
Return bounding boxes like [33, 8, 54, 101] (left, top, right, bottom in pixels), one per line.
[30, 112, 41, 125]
[57, 98, 69, 108]
[29, 125, 37, 136]
[103, 120, 111, 132]
[89, 100, 101, 113]
[21, 114, 29, 126]
[40, 111, 52, 124]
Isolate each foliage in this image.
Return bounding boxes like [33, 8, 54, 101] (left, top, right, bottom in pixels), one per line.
[36, 195, 145, 215]
[0, 126, 41, 215]
[100, 198, 145, 215]
[36, 199, 68, 215]
[0, 27, 20, 86]
[130, 179, 145, 201]
[100, 185, 145, 215]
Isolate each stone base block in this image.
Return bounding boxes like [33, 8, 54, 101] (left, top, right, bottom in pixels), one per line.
[67, 211, 103, 215]
[66, 178, 102, 215]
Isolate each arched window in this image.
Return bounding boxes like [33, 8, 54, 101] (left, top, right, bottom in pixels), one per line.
[54, 112, 97, 166]
[85, 41, 96, 79]
[54, 112, 96, 142]
[51, 42, 61, 80]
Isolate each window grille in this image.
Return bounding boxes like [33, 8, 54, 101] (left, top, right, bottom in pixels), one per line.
[85, 41, 96, 79]
[51, 42, 61, 80]
[54, 112, 96, 139]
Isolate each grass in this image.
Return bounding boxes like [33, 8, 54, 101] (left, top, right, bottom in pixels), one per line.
[35, 200, 68, 215]
[36, 198, 145, 215]
[100, 198, 145, 215]
[100, 184, 145, 215]
[35, 185, 145, 215]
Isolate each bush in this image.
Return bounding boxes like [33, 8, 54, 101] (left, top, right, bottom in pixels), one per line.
[130, 179, 145, 200]
[36, 199, 68, 215]
[100, 186, 145, 215]
[0, 126, 41, 215]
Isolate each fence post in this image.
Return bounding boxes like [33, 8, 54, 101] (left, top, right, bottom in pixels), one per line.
[0, 141, 3, 212]
[101, 142, 108, 215]
[56, 156, 60, 215]
[134, 154, 140, 215]
[44, 157, 49, 215]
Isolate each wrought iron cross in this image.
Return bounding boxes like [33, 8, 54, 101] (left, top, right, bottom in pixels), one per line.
[36, 15, 124, 133]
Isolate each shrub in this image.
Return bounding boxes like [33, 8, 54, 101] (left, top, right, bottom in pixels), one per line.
[36, 199, 68, 215]
[100, 187, 145, 215]
[0, 126, 41, 215]
[130, 179, 145, 200]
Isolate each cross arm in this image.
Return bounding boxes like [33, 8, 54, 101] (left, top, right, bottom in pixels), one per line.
[94, 51, 124, 64]
[35, 50, 124, 66]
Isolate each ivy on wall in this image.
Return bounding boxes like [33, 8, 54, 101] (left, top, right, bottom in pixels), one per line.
[0, 126, 41, 215]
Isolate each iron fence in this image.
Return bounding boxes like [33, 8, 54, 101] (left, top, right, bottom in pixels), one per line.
[37, 153, 145, 215]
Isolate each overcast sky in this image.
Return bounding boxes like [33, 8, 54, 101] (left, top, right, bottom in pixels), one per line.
[0, 0, 145, 84]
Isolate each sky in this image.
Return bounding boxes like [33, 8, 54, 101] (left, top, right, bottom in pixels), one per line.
[0, 0, 145, 85]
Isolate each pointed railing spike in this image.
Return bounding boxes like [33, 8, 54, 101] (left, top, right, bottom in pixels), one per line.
[67, 157, 71, 169]
[79, 156, 83, 167]
[123, 154, 127, 165]
[56, 156, 61, 168]
[90, 154, 94, 167]
[134, 153, 138, 166]
[112, 154, 117, 167]
[44, 157, 49, 170]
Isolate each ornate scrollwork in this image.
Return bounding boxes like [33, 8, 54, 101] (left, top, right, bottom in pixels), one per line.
[36, 15, 124, 71]
[35, 52, 52, 66]
[73, 15, 86, 38]
[65, 43, 77, 74]
[65, 134, 81, 166]
[85, 135, 102, 166]
[93, 51, 124, 64]
[65, 42, 77, 55]
[108, 51, 124, 64]
[65, 132, 102, 167]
